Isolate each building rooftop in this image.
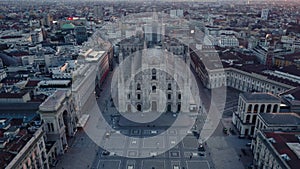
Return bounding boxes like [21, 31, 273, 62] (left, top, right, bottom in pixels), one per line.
[61, 23, 75, 30]
[0, 117, 42, 168]
[85, 50, 106, 62]
[25, 80, 40, 88]
[39, 89, 70, 112]
[281, 87, 300, 101]
[280, 87, 300, 107]
[262, 131, 300, 169]
[0, 92, 27, 99]
[241, 92, 281, 102]
[259, 112, 300, 126]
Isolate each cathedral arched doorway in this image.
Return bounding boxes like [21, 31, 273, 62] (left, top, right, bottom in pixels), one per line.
[127, 104, 131, 113]
[152, 101, 157, 112]
[137, 104, 142, 112]
[177, 103, 181, 112]
[152, 85, 157, 92]
[167, 104, 172, 112]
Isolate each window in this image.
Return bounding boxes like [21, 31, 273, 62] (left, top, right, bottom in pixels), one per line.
[178, 93, 181, 100]
[168, 83, 172, 90]
[266, 104, 272, 113]
[177, 103, 181, 112]
[137, 83, 141, 90]
[246, 115, 251, 122]
[260, 104, 265, 113]
[47, 123, 51, 132]
[137, 94, 141, 100]
[152, 85, 156, 92]
[254, 104, 259, 113]
[50, 123, 54, 132]
[273, 105, 278, 113]
[252, 115, 257, 124]
[152, 68, 156, 80]
[168, 94, 171, 100]
[137, 104, 142, 111]
[247, 104, 252, 113]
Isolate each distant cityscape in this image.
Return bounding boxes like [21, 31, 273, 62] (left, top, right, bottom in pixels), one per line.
[0, 0, 300, 169]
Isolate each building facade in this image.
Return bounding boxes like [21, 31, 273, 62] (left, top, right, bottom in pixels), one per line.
[232, 93, 281, 137]
[38, 90, 77, 155]
[6, 127, 48, 169]
[254, 130, 300, 169]
[190, 45, 296, 94]
[115, 46, 198, 114]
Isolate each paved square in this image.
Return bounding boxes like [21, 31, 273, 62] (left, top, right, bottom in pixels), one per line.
[131, 129, 141, 135]
[143, 137, 164, 148]
[168, 129, 177, 135]
[142, 160, 165, 169]
[103, 135, 126, 149]
[168, 136, 179, 146]
[171, 161, 181, 169]
[143, 129, 153, 135]
[121, 130, 130, 135]
[170, 151, 180, 158]
[126, 160, 136, 169]
[129, 138, 140, 148]
[97, 160, 121, 169]
[186, 161, 210, 169]
[127, 150, 138, 157]
[182, 136, 198, 149]
[184, 152, 199, 158]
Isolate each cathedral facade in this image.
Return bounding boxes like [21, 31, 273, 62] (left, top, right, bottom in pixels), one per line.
[113, 42, 199, 114]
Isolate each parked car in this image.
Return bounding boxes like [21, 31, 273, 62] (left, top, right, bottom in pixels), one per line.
[102, 150, 110, 156]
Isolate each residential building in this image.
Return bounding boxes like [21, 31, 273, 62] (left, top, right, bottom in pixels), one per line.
[280, 86, 300, 114]
[0, 69, 6, 82]
[0, 119, 48, 169]
[261, 9, 269, 20]
[74, 26, 88, 45]
[94, 5, 104, 19]
[254, 130, 300, 169]
[0, 58, 3, 69]
[170, 9, 183, 18]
